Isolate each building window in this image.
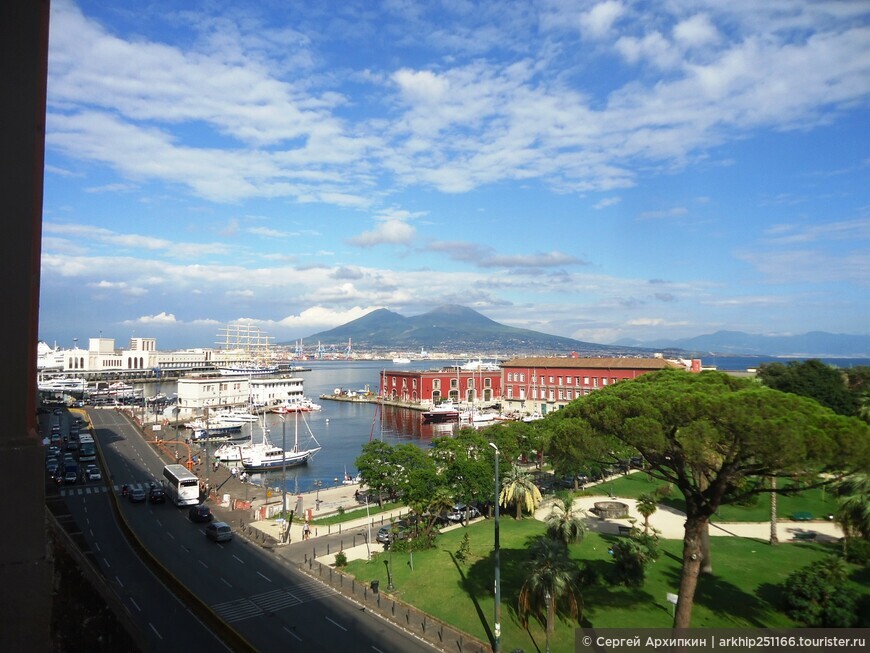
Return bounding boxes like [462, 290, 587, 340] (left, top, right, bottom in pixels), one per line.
[602, 377, 608, 385]
[412, 379, 417, 389]
[450, 378, 458, 389]
[549, 375, 554, 383]
[520, 373, 525, 382]
[593, 377, 599, 387]
[507, 386, 514, 399]
[484, 378, 491, 387]
[468, 378, 474, 388]
[433, 379, 440, 390]
[584, 376, 590, 385]
[557, 376, 563, 386]
[558, 389, 565, 400]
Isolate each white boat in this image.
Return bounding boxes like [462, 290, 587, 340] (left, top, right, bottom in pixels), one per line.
[271, 397, 321, 413]
[391, 356, 411, 364]
[37, 377, 87, 393]
[242, 412, 321, 472]
[184, 417, 245, 440]
[460, 358, 500, 371]
[211, 407, 260, 424]
[422, 401, 460, 423]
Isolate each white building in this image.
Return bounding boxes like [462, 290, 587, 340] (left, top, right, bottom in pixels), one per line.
[176, 374, 305, 418]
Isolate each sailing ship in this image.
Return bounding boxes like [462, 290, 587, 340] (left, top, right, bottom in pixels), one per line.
[241, 411, 321, 471]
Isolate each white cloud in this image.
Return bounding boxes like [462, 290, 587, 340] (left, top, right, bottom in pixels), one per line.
[123, 312, 177, 325]
[580, 1, 625, 40]
[348, 220, 416, 247]
[673, 14, 720, 49]
[594, 197, 621, 209]
[392, 69, 449, 104]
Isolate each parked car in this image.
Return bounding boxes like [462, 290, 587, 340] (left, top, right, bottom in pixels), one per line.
[128, 487, 147, 502]
[445, 504, 481, 523]
[205, 521, 233, 542]
[149, 486, 166, 504]
[376, 520, 410, 545]
[188, 504, 213, 523]
[63, 470, 78, 485]
[46, 460, 60, 476]
[85, 465, 102, 482]
[47, 445, 61, 458]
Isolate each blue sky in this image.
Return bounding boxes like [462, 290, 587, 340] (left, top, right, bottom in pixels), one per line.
[41, 0, 869, 351]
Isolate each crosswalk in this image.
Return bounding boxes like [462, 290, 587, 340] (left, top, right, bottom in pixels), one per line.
[211, 583, 334, 623]
[58, 481, 156, 497]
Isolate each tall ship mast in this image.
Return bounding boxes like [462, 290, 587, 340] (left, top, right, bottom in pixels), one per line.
[214, 324, 278, 376]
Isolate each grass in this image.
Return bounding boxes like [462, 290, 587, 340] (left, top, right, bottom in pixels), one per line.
[578, 472, 839, 522]
[343, 516, 866, 653]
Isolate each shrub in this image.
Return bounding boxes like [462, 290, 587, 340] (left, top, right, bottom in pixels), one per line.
[334, 551, 348, 567]
[843, 538, 870, 566]
[782, 557, 859, 627]
[455, 533, 471, 564]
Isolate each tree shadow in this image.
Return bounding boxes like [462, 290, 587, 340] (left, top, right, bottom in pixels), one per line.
[447, 550, 493, 647]
[661, 566, 771, 626]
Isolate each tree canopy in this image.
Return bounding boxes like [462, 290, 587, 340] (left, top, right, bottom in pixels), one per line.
[548, 368, 870, 628]
[757, 359, 861, 417]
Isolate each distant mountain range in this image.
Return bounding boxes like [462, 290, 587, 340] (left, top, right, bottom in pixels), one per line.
[295, 305, 870, 358]
[300, 305, 642, 356]
[613, 330, 870, 358]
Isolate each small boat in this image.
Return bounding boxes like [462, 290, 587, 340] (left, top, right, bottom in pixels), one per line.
[211, 407, 260, 424]
[422, 401, 460, 423]
[391, 356, 411, 364]
[271, 397, 321, 413]
[185, 417, 244, 440]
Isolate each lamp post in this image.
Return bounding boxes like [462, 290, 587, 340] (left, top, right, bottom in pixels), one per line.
[280, 415, 287, 527]
[545, 589, 551, 653]
[488, 442, 501, 653]
[314, 480, 323, 510]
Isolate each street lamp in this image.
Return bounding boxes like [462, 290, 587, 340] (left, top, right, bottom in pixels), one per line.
[545, 590, 551, 653]
[280, 415, 287, 533]
[488, 442, 501, 653]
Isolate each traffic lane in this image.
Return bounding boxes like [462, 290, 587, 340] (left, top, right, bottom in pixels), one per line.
[60, 484, 230, 653]
[124, 501, 434, 653]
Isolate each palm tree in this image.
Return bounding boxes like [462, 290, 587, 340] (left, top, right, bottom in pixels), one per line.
[499, 465, 543, 519]
[517, 538, 582, 637]
[635, 494, 658, 535]
[545, 493, 588, 545]
[834, 473, 870, 556]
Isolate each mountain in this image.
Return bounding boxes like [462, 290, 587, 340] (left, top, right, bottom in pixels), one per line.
[613, 330, 870, 357]
[300, 305, 641, 355]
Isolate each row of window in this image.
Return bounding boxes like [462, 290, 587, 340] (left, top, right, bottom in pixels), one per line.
[505, 372, 621, 387]
[505, 386, 594, 401]
[387, 377, 493, 389]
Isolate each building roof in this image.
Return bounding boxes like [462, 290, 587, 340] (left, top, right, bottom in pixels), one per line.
[502, 357, 682, 370]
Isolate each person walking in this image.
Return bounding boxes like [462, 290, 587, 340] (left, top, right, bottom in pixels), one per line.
[303, 522, 311, 540]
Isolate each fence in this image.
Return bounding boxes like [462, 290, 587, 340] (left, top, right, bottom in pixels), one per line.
[298, 557, 491, 653]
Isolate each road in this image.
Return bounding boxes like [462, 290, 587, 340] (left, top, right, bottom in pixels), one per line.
[56, 408, 435, 653]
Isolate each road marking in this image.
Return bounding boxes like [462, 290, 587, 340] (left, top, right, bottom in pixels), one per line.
[325, 616, 347, 631]
[149, 623, 162, 640]
[104, 558, 111, 568]
[256, 571, 271, 582]
[198, 560, 208, 569]
[372, 647, 384, 653]
[94, 542, 100, 553]
[221, 577, 232, 588]
[283, 626, 302, 642]
[115, 575, 123, 588]
[232, 554, 245, 564]
[166, 532, 175, 540]
[130, 598, 141, 612]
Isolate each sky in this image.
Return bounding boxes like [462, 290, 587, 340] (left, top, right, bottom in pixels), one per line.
[40, 0, 870, 352]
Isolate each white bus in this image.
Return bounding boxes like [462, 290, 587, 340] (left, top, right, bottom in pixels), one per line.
[162, 464, 200, 506]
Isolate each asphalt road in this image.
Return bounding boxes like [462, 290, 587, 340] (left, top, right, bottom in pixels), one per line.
[57, 408, 436, 653]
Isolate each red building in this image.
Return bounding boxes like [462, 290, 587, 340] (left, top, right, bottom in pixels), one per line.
[379, 366, 503, 407]
[500, 357, 694, 416]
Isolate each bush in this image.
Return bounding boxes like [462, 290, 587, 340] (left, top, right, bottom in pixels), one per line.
[455, 533, 471, 564]
[782, 557, 859, 627]
[334, 551, 348, 567]
[843, 538, 870, 566]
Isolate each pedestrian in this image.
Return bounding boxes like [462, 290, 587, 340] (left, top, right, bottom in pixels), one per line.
[231, 466, 238, 478]
[214, 460, 219, 472]
[303, 522, 311, 540]
[354, 489, 360, 501]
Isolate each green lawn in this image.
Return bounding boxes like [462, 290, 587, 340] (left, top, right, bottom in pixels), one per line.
[579, 472, 839, 522]
[342, 517, 865, 653]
